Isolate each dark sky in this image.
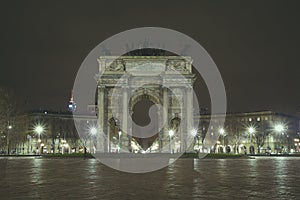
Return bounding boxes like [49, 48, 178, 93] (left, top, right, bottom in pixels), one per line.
[0, 0, 299, 115]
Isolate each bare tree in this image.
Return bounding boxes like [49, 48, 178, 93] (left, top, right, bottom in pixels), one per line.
[0, 87, 29, 154]
[0, 87, 16, 154]
[227, 118, 245, 154]
[253, 120, 269, 154]
[0, 87, 15, 131]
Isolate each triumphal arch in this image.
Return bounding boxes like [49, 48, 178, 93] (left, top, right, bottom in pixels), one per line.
[96, 56, 195, 153]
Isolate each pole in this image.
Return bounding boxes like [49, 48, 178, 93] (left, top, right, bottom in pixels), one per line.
[169, 136, 171, 153]
[223, 136, 225, 153]
[90, 135, 92, 153]
[39, 133, 41, 155]
[6, 122, 12, 155]
[118, 135, 121, 153]
[7, 128, 9, 155]
[28, 138, 30, 154]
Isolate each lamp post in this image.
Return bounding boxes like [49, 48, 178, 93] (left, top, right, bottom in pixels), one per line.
[219, 128, 225, 153]
[27, 135, 31, 154]
[7, 124, 12, 155]
[118, 130, 122, 153]
[168, 130, 174, 153]
[266, 133, 271, 153]
[89, 127, 97, 154]
[191, 129, 198, 151]
[247, 126, 255, 154]
[274, 123, 286, 153]
[34, 125, 44, 154]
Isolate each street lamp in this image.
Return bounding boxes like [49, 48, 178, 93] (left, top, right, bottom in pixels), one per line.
[35, 125, 44, 140]
[89, 127, 97, 136]
[274, 123, 287, 153]
[191, 129, 197, 137]
[118, 130, 122, 153]
[89, 126, 97, 153]
[247, 126, 256, 154]
[219, 128, 225, 135]
[27, 135, 31, 154]
[248, 127, 255, 135]
[274, 124, 285, 133]
[218, 128, 226, 153]
[168, 130, 174, 153]
[7, 124, 13, 155]
[34, 125, 44, 154]
[191, 128, 198, 151]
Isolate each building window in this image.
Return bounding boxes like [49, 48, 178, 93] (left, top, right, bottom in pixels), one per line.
[257, 117, 261, 122]
[265, 117, 268, 121]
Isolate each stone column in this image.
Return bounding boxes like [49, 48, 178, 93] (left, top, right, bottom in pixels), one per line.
[186, 86, 194, 152]
[158, 108, 163, 153]
[107, 125, 110, 153]
[162, 86, 169, 152]
[98, 85, 106, 152]
[122, 86, 130, 151]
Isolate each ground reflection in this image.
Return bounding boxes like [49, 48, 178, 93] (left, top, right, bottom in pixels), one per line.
[0, 157, 300, 199]
[31, 158, 43, 184]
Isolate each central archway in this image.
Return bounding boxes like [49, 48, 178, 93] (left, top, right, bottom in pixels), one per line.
[129, 90, 162, 152]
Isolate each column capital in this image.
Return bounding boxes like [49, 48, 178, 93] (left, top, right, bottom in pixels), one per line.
[121, 85, 130, 89]
[98, 85, 106, 89]
[185, 85, 193, 90]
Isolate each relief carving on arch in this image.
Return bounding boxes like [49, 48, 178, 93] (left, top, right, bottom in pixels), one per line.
[166, 59, 187, 71]
[105, 59, 125, 72]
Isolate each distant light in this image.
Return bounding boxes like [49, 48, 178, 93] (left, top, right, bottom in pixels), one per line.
[257, 117, 261, 121]
[68, 103, 76, 112]
[118, 131, 122, 137]
[274, 124, 285, 133]
[89, 127, 97, 135]
[168, 130, 174, 137]
[248, 126, 255, 134]
[219, 128, 225, 135]
[191, 128, 198, 137]
[8, 125, 12, 129]
[35, 125, 44, 135]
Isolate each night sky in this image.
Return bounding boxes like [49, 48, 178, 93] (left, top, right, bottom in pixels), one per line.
[0, 0, 299, 115]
